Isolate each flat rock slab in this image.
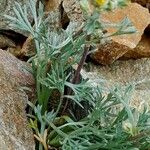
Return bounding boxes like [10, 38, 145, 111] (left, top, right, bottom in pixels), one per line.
[83, 58, 150, 110]
[0, 49, 35, 150]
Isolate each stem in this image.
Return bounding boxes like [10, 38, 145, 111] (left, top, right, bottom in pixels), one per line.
[129, 130, 150, 141]
[73, 46, 89, 84]
[62, 45, 90, 114]
[73, 26, 83, 39]
[39, 144, 43, 150]
[55, 94, 64, 117]
[39, 123, 45, 150]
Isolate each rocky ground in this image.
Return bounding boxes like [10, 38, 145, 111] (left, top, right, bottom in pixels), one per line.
[0, 0, 149, 149]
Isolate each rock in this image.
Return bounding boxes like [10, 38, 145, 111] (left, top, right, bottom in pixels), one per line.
[44, 0, 62, 28]
[120, 33, 150, 59]
[0, 0, 37, 57]
[44, 0, 61, 12]
[102, 3, 150, 49]
[131, 0, 150, 7]
[0, 0, 36, 36]
[91, 3, 150, 65]
[0, 49, 35, 150]
[20, 35, 36, 57]
[0, 30, 27, 58]
[63, 0, 83, 23]
[91, 40, 130, 65]
[62, 0, 85, 31]
[82, 58, 150, 110]
[0, 34, 16, 49]
[131, 0, 150, 33]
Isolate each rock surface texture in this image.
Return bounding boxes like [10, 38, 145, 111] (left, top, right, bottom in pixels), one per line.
[121, 33, 150, 59]
[132, 0, 150, 32]
[0, 49, 35, 150]
[91, 3, 150, 64]
[63, 0, 83, 23]
[83, 58, 150, 110]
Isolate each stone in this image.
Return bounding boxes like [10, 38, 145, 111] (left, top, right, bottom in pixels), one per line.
[91, 40, 130, 65]
[131, 0, 150, 7]
[62, 0, 83, 23]
[82, 58, 150, 110]
[0, 34, 16, 49]
[131, 0, 150, 33]
[44, 0, 61, 12]
[0, 49, 35, 150]
[120, 33, 150, 59]
[44, 0, 62, 28]
[91, 3, 150, 65]
[0, 30, 27, 58]
[0, 0, 36, 36]
[0, 0, 37, 57]
[20, 35, 36, 57]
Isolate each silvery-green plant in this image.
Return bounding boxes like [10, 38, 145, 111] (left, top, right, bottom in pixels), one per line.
[5, 0, 150, 150]
[4, 0, 136, 112]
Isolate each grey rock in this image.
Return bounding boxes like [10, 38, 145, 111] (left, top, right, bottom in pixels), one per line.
[83, 58, 150, 110]
[0, 0, 34, 36]
[63, 0, 83, 23]
[0, 49, 35, 150]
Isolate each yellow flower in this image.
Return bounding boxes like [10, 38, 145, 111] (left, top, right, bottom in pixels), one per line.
[95, 0, 106, 6]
